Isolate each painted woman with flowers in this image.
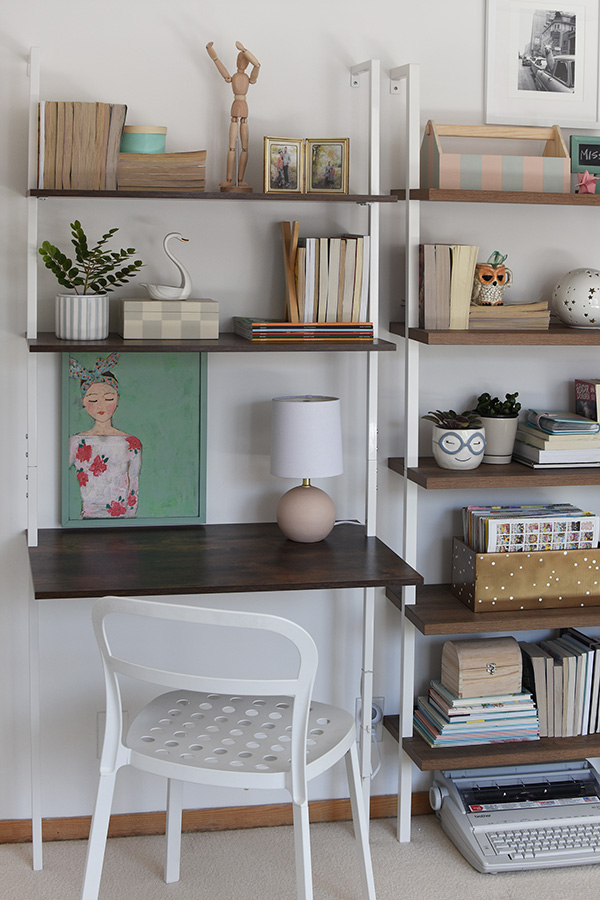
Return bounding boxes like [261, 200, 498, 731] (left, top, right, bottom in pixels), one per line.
[69, 353, 142, 519]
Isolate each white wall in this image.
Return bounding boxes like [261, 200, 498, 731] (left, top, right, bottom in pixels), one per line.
[2, 0, 600, 822]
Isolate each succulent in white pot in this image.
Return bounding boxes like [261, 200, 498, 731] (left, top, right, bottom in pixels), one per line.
[38, 220, 143, 340]
[473, 391, 521, 465]
[422, 409, 486, 470]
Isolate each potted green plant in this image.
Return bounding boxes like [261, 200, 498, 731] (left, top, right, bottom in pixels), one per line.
[473, 391, 521, 464]
[422, 408, 486, 470]
[38, 220, 143, 340]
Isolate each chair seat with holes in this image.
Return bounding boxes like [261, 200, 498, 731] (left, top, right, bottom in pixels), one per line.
[127, 690, 355, 790]
[80, 597, 376, 900]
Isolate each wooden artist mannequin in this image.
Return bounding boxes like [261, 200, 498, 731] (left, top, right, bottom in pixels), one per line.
[206, 40, 261, 192]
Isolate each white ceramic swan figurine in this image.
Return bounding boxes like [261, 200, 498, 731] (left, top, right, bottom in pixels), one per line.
[141, 232, 192, 300]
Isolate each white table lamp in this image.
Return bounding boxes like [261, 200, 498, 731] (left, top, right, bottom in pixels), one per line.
[270, 395, 343, 542]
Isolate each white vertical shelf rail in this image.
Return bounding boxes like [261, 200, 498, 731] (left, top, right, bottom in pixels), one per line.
[27, 47, 40, 547]
[27, 47, 43, 872]
[390, 62, 420, 842]
[351, 59, 380, 818]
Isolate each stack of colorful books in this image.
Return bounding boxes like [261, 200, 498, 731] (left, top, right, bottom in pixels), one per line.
[413, 680, 539, 748]
[233, 317, 374, 342]
[513, 410, 600, 468]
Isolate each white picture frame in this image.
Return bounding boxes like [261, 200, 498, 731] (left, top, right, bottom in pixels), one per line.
[485, 0, 599, 127]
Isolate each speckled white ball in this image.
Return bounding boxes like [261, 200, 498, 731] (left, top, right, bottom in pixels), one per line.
[552, 267, 600, 328]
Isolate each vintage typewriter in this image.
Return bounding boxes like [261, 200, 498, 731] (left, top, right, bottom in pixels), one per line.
[429, 761, 600, 873]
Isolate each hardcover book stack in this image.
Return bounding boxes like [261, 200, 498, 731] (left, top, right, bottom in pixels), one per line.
[468, 299, 550, 330]
[413, 680, 539, 748]
[513, 409, 600, 468]
[116, 149, 207, 192]
[419, 242, 479, 329]
[38, 100, 127, 190]
[292, 234, 370, 324]
[521, 630, 600, 738]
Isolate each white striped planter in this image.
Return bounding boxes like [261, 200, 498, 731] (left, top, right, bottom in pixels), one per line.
[55, 293, 109, 341]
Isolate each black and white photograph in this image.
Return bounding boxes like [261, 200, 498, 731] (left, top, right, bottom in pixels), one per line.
[486, 0, 599, 126]
[517, 9, 576, 93]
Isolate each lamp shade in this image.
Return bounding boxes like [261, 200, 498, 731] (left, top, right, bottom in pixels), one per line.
[270, 395, 343, 479]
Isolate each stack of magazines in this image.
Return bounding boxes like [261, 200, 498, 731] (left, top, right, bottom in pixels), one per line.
[462, 503, 599, 553]
[233, 316, 374, 342]
[513, 410, 600, 468]
[414, 680, 539, 748]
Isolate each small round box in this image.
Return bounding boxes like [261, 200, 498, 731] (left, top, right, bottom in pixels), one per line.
[120, 126, 167, 154]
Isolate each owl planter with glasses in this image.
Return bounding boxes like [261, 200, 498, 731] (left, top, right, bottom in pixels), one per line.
[471, 250, 513, 306]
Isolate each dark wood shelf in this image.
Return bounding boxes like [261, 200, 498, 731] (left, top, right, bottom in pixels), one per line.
[28, 189, 398, 203]
[28, 332, 397, 354]
[389, 322, 600, 346]
[383, 718, 600, 770]
[392, 188, 600, 207]
[386, 584, 600, 635]
[387, 456, 600, 489]
[384, 585, 600, 771]
[27, 522, 423, 601]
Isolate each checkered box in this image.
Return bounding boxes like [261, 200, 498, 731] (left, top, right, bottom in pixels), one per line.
[119, 298, 219, 339]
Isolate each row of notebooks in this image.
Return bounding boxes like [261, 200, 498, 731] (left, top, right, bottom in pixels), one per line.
[521, 631, 600, 738]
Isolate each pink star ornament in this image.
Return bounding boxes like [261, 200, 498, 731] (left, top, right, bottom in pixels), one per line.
[577, 170, 599, 194]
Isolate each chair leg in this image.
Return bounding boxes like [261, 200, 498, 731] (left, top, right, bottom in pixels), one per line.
[345, 742, 377, 900]
[292, 800, 313, 900]
[80, 771, 118, 900]
[165, 778, 183, 883]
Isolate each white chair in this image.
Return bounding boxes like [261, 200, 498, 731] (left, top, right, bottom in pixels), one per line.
[81, 596, 376, 900]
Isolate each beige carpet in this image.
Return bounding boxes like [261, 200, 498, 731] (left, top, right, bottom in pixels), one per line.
[2, 815, 599, 900]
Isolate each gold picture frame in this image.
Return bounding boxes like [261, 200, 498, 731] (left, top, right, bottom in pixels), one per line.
[305, 138, 349, 194]
[263, 137, 303, 194]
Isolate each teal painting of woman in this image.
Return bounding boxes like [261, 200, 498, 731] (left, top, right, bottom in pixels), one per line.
[63, 352, 206, 527]
[69, 353, 142, 518]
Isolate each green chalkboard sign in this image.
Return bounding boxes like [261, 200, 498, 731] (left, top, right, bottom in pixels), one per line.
[570, 135, 600, 174]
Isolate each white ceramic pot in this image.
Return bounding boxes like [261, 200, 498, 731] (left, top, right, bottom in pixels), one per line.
[479, 415, 519, 464]
[55, 293, 109, 340]
[552, 268, 600, 328]
[431, 426, 486, 470]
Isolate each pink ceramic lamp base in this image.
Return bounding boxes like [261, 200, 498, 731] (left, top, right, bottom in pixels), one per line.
[276, 483, 336, 543]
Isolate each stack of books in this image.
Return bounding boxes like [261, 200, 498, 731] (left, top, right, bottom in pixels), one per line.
[116, 149, 207, 192]
[521, 630, 600, 738]
[419, 242, 479, 330]
[233, 317, 373, 342]
[413, 680, 539, 748]
[468, 300, 550, 330]
[291, 234, 370, 324]
[513, 410, 600, 468]
[38, 100, 127, 191]
[462, 503, 599, 553]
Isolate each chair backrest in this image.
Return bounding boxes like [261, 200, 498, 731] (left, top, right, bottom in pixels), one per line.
[92, 596, 319, 802]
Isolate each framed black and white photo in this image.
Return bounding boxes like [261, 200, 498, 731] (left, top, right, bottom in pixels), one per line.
[485, 1, 599, 127]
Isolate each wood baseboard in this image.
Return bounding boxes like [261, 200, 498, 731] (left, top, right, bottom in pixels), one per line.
[0, 792, 432, 844]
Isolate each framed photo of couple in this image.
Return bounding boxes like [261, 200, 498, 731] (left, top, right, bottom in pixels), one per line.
[263, 137, 349, 194]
